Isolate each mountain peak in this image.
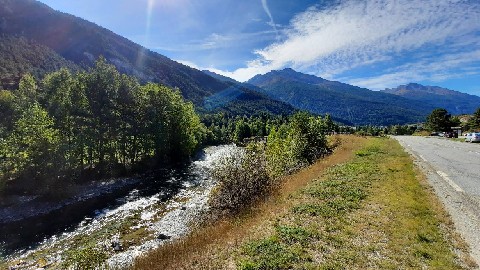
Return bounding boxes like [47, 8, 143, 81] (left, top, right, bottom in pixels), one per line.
[248, 68, 325, 87]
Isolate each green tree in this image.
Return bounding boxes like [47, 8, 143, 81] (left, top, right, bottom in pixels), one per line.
[425, 108, 452, 132]
[0, 90, 16, 136]
[16, 73, 38, 109]
[468, 108, 480, 130]
[233, 119, 251, 143]
[0, 104, 61, 184]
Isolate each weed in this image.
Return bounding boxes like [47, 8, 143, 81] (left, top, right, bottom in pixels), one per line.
[238, 237, 309, 270]
[62, 245, 108, 270]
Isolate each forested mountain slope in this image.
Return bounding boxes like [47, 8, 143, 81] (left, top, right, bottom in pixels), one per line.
[0, 0, 295, 116]
[0, 36, 79, 90]
[248, 68, 435, 125]
[383, 83, 480, 115]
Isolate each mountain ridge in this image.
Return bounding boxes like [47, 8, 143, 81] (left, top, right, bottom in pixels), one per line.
[247, 69, 436, 125]
[0, 0, 295, 116]
[382, 83, 480, 115]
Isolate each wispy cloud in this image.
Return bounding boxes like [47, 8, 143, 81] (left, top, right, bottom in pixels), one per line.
[261, 0, 278, 37]
[214, 0, 480, 85]
[152, 30, 276, 52]
[346, 50, 480, 90]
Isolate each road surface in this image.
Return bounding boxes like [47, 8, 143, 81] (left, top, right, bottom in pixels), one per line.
[395, 136, 480, 267]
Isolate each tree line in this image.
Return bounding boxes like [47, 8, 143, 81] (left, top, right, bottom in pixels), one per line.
[208, 111, 339, 216]
[0, 58, 205, 193]
[425, 108, 480, 132]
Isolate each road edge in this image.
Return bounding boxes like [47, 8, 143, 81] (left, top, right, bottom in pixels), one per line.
[394, 137, 480, 269]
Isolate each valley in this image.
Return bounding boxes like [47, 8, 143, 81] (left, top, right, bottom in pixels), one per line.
[1, 0, 480, 269]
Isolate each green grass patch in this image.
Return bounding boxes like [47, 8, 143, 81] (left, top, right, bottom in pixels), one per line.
[238, 237, 310, 270]
[236, 137, 468, 269]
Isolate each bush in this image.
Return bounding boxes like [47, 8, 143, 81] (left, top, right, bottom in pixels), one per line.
[209, 143, 272, 217]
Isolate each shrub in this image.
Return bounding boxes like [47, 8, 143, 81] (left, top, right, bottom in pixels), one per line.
[209, 143, 272, 217]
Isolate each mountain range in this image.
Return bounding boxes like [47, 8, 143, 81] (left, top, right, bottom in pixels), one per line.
[0, 0, 294, 116]
[382, 83, 480, 115]
[1, 0, 478, 125]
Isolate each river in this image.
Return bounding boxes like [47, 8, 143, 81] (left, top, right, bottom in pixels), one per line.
[0, 144, 242, 269]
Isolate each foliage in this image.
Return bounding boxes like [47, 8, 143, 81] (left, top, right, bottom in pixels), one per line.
[62, 245, 108, 270]
[0, 59, 206, 193]
[467, 107, 480, 130]
[209, 143, 271, 216]
[0, 104, 61, 184]
[208, 112, 334, 217]
[425, 108, 454, 132]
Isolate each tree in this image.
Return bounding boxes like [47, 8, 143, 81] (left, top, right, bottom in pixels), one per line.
[0, 90, 16, 135]
[468, 107, 480, 130]
[16, 73, 38, 109]
[425, 108, 452, 132]
[0, 104, 61, 184]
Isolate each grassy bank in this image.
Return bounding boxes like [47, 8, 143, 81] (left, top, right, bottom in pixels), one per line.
[133, 136, 473, 269]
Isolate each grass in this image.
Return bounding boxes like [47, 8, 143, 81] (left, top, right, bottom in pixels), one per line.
[132, 136, 474, 269]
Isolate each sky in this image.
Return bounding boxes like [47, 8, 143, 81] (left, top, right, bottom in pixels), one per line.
[38, 0, 480, 95]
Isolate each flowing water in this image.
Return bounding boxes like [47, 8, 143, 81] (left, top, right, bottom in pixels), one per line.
[0, 145, 241, 265]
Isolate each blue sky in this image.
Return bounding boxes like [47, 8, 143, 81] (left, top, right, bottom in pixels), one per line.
[38, 0, 480, 95]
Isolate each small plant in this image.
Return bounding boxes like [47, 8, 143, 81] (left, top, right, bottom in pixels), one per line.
[238, 237, 308, 270]
[62, 245, 108, 270]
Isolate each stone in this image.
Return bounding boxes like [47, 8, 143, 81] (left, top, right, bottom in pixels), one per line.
[157, 233, 171, 240]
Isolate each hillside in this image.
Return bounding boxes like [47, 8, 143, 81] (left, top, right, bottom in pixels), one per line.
[0, 0, 295, 116]
[248, 68, 433, 125]
[0, 36, 80, 90]
[383, 83, 480, 115]
[0, 0, 232, 104]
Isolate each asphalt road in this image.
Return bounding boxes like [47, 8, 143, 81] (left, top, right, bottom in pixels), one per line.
[395, 136, 480, 267]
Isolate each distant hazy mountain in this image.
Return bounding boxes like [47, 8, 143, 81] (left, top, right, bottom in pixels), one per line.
[200, 70, 296, 115]
[383, 83, 480, 115]
[248, 68, 434, 125]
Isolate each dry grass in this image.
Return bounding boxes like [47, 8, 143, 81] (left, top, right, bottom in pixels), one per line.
[132, 135, 365, 270]
[132, 136, 472, 269]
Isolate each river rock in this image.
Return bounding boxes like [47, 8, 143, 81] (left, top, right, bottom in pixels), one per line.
[111, 234, 123, 251]
[157, 233, 171, 240]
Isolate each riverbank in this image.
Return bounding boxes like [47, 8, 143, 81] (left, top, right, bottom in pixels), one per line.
[1, 145, 238, 270]
[133, 136, 474, 269]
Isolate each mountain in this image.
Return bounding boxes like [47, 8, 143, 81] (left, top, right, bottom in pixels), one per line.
[383, 83, 480, 115]
[202, 70, 239, 84]
[0, 36, 80, 90]
[0, 0, 228, 103]
[198, 70, 295, 115]
[0, 0, 295, 116]
[248, 68, 434, 125]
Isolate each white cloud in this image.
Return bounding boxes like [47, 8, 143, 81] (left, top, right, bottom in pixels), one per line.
[217, 0, 480, 84]
[346, 50, 480, 90]
[152, 30, 276, 52]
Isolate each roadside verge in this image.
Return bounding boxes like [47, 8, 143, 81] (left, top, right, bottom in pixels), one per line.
[133, 136, 474, 269]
